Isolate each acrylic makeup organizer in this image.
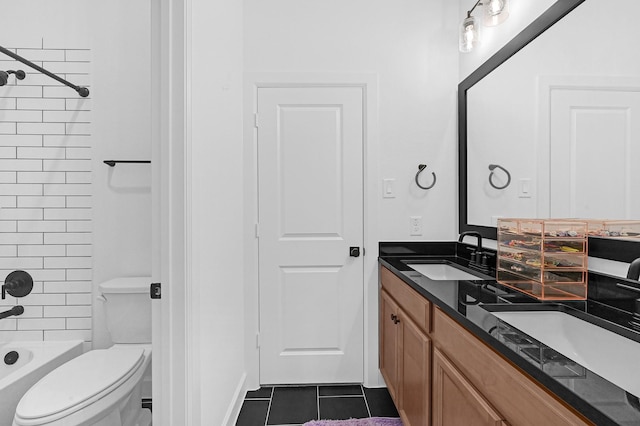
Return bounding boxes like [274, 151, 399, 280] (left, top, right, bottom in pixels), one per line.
[581, 219, 640, 239]
[497, 219, 588, 300]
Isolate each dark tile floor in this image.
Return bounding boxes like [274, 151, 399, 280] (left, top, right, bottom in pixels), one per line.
[236, 384, 399, 426]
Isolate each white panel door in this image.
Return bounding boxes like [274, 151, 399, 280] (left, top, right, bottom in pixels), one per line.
[549, 89, 640, 218]
[257, 86, 364, 384]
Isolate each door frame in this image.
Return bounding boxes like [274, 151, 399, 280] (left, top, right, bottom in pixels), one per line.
[152, 0, 194, 424]
[243, 73, 381, 389]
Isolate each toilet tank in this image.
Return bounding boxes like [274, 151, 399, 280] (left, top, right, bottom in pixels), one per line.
[99, 277, 152, 344]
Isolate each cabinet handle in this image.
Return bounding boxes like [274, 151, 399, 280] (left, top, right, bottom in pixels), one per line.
[390, 314, 396, 322]
[394, 317, 400, 324]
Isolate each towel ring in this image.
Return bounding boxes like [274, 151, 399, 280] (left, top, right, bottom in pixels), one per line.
[415, 164, 437, 190]
[488, 164, 511, 190]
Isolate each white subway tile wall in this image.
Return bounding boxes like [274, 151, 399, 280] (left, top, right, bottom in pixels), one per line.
[0, 43, 92, 344]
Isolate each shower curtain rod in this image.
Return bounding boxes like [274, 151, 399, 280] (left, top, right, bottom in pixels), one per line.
[0, 45, 89, 97]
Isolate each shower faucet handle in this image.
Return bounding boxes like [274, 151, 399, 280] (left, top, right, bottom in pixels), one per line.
[2, 270, 34, 300]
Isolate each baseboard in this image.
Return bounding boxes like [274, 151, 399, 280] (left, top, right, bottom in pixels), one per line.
[223, 372, 248, 426]
[363, 370, 386, 388]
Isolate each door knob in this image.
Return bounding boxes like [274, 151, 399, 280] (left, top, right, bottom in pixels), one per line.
[349, 247, 360, 257]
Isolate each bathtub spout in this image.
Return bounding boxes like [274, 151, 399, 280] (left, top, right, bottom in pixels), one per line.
[0, 305, 23, 320]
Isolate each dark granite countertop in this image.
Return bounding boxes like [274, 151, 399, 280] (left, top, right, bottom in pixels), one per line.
[379, 241, 640, 426]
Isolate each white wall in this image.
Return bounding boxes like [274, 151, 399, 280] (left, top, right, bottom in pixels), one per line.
[245, 0, 459, 242]
[243, 0, 460, 388]
[0, 0, 151, 350]
[91, 0, 153, 349]
[189, 0, 247, 424]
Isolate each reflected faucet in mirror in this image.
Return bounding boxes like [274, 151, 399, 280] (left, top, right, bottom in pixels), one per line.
[627, 258, 640, 281]
[620, 259, 640, 327]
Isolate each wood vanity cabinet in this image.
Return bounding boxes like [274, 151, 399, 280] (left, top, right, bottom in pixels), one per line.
[379, 266, 593, 426]
[380, 290, 400, 400]
[380, 267, 431, 426]
[432, 347, 506, 426]
[431, 307, 591, 426]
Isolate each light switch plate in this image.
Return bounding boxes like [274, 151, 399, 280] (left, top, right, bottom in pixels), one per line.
[383, 178, 396, 198]
[518, 178, 533, 198]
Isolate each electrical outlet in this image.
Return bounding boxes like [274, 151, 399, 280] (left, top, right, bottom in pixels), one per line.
[410, 216, 423, 236]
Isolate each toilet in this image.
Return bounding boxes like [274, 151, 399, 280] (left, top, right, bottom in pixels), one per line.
[13, 277, 153, 426]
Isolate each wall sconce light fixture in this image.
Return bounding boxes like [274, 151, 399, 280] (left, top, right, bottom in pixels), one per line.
[459, 0, 510, 53]
[459, 0, 482, 53]
[459, 14, 481, 53]
[484, 0, 509, 27]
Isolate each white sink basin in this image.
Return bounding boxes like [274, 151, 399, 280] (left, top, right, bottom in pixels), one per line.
[407, 263, 486, 281]
[493, 310, 640, 397]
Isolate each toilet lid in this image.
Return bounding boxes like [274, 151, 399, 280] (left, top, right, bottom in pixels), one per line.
[16, 348, 145, 420]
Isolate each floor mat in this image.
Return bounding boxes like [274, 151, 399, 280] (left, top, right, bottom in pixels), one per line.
[303, 417, 402, 426]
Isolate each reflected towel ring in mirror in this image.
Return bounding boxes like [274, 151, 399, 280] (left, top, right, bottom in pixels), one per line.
[415, 164, 437, 190]
[488, 164, 511, 190]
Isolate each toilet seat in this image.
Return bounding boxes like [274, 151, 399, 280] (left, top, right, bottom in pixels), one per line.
[15, 348, 145, 425]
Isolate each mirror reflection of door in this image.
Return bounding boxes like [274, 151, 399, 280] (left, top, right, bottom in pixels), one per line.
[548, 87, 640, 219]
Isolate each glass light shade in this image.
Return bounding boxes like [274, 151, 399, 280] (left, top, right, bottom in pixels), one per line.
[459, 16, 481, 53]
[483, 0, 509, 27]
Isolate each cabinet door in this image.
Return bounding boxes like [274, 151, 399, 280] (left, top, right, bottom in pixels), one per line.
[432, 308, 589, 426]
[398, 310, 431, 426]
[433, 348, 506, 426]
[380, 290, 400, 402]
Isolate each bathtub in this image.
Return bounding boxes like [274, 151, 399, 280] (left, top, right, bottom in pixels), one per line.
[0, 340, 83, 425]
